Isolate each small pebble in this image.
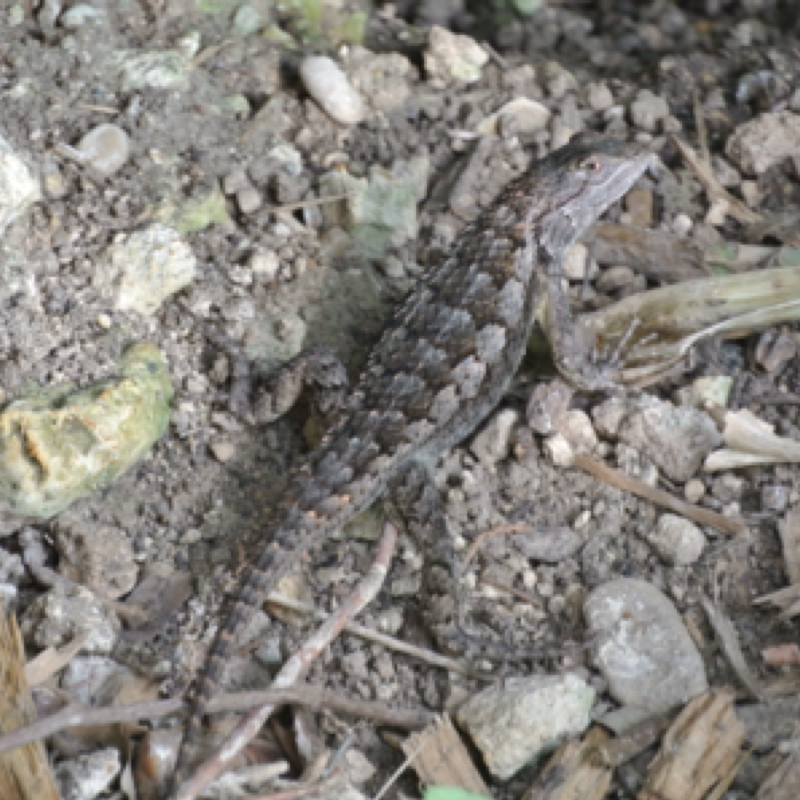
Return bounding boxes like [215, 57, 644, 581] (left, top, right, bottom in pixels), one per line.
[586, 82, 613, 111]
[629, 89, 669, 132]
[211, 440, 236, 463]
[761, 484, 788, 513]
[223, 168, 250, 195]
[299, 55, 365, 125]
[648, 514, 706, 565]
[561, 243, 589, 281]
[684, 478, 705, 504]
[250, 249, 280, 280]
[596, 265, 634, 293]
[237, 187, 262, 214]
[672, 213, 693, 236]
[76, 124, 130, 177]
[60, 3, 104, 28]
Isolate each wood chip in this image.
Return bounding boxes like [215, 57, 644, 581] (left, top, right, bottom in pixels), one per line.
[402, 716, 489, 796]
[522, 726, 612, 800]
[638, 691, 743, 800]
[0, 612, 60, 800]
[778, 506, 800, 585]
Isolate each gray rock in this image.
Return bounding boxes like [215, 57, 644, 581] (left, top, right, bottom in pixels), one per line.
[232, 4, 261, 36]
[21, 585, 118, 655]
[237, 186, 262, 214]
[457, 674, 594, 779]
[476, 97, 551, 138]
[594, 394, 722, 483]
[0, 246, 35, 305]
[300, 55, 365, 125]
[470, 408, 518, 469]
[250, 249, 280, 282]
[585, 578, 708, 713]
[114, 47, 192, 92]
[98, 224, 196, 315]
[648, 514, 706, 565]
[61, 656, 133, 703]
[511, 526, 583, 563]
[346, 47, 413, 114]
[54, 749, 120, 800]
[726, 111, 800, 175]
[561, 242, 589, 280]
[55, 522, 138, 599]
[526, 380, 574, 436]
[630, 89, 670, 132]
[586, 81, 614, 111]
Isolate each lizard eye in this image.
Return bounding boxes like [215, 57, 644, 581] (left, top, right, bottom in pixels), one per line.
[581, 158, 603, 172]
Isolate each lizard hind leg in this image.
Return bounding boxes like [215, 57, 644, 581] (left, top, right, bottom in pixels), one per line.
[388, 459, 536, 663]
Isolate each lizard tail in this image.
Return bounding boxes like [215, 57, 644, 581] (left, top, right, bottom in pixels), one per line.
[169, 542, 289, 799]
[169, 478, 385, 798]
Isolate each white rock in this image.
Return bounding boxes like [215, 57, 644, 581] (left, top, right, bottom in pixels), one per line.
[250, 249, 280, 281]
[424, 25, 487, 86]
[60, 3, 104, 28]
[726, 111, 800, 174]
[54, 749, 120, 800]
[630, 89, 670, 132]
[544, 432, 574, 467]
[300, 56, 365, 125]
[561, 242, 589, 280]
[76, 124, 130, 177]
[0, 134, 41, 236]
[470, 408, 518, 469]
[476, 97, 551, 138]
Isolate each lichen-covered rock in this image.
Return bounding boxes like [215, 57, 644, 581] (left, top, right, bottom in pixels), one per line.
[0, 343, 173, 519]
[96, 223, 197, 315]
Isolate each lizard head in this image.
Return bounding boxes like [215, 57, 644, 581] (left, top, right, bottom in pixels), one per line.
[533, 134, 655, 258]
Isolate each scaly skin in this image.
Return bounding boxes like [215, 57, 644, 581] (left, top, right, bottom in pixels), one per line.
[170, 135, 653, 799]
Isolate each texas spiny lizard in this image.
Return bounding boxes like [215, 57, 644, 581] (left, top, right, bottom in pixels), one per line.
[170, 134, 653, 798]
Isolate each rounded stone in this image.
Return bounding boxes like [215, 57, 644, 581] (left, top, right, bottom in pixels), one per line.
[76, 124, 130, 177]
[585, 578, 708, 713]
[299, 56, 365, 125]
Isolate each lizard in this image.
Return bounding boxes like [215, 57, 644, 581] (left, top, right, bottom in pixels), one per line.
[169, 134, 654, 798]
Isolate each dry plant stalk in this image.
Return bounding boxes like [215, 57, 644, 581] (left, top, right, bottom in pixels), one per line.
[0, 611, 60, 800]
[573, 267, 800, 387]
[638, 691, 743, 800]
[705, 408, 800, 471]
[522, 726, 612, 800]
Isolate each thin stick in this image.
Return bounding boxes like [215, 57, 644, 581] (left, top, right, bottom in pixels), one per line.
[463, 522, 532, 564]
[263, 593, 480, 677]
[175, 524, 399, 800]
[0, 683, 433, 757]
[573, 455, 747, 536]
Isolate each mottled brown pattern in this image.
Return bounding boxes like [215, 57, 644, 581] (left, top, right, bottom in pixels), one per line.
[170, 135, 653, 799]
